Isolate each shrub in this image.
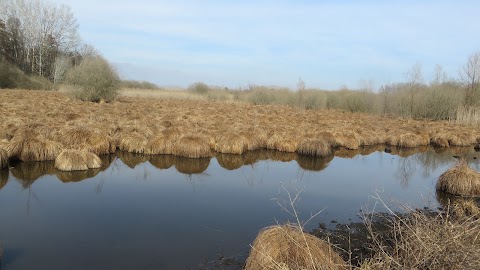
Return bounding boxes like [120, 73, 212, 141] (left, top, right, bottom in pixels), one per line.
[188, 82, 210, 95]
[0, 61, 55, 90]
[65, 56, 120, 102]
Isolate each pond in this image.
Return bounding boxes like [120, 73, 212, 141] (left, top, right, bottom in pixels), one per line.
[0, 146, 478, 270]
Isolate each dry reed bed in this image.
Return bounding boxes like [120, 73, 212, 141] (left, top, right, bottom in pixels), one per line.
[1, 90, 480, 165]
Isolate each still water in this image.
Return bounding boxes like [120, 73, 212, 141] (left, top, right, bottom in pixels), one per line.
[0, 147, 478, 269]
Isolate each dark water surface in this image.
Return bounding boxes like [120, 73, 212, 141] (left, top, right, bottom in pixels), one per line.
[0, 147, 478, 269]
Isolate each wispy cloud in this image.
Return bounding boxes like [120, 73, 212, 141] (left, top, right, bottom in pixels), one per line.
[53, 0, 480, 88]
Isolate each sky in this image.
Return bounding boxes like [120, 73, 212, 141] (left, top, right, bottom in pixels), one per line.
[51, 0, 480, 89]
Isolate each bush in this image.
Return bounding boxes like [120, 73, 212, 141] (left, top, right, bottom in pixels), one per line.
[120, 80, 160, 89]
[65, 56, 120, 102]
[188, 82, 210, 95]
[0, 61, 55, 90]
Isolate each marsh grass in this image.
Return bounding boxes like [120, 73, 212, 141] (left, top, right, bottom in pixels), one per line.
[1, 90, 480, 166]
[360, 196, 480, 270]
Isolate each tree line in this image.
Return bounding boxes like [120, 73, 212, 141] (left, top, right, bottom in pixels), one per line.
[0, 0, 98, 84]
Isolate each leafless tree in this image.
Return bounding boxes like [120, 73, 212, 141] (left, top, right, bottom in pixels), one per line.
[460, 52, 480, 107]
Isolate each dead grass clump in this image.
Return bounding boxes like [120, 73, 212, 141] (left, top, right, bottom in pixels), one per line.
[56, 128, 115, 155]
[397, 133, 426, 148]
[436, 160, 480, 196]
[7, 131, 62, 161]
[174, 156, 210, 174]
[297, 139, 333, 157]
[245, 225, 346, 270]
[145, 129, 181, 155]
[362, 208, 480, 270]
[118, 132, 148, 153]
[55, 150, 102, 171]
[266, 133, 299, 153]
[171, 135, 212, 158]
[334, 132, 361, 150]
[430, 134, 450, 148]
[0, 148, 8, 169]
[215, 133, 247, 154]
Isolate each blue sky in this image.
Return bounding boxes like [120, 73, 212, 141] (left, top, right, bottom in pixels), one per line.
[52, 0, 480, 89]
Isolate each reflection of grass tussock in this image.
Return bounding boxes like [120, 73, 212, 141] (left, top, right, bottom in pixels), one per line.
[0, 169, 8, 190]
[56, 169, 101, 182]
[436, 190, 480, 218]
[55, 150, 102, 171]
[0, 147, 7, 169]
[216, 153, 245, 170]
[436, 160, 480, 196]
[174, 156, 210, 174]
[265, 150, 297, 162]
[10, 161, 56, 187]
[295, 154, 334, 172]
[245, 225, 345, 270]
[116, 151, 148, 168]
[148, 155, 175, 169]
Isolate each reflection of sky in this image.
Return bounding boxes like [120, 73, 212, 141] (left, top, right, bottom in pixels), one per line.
[49, 0, 480, 88]
[0, 149, 472, 269]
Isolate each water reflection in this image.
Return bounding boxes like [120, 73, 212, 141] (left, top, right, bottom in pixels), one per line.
[2, 145, 479, 270]
[116, 151, 148, 169]
[148, 154, 175, 169]
[2, 146, 479, 187]
[0, 169, 8, 190]
[174, 156, 210, 174]
[295, 155, 333, 171]
[10, 161, 55, 188]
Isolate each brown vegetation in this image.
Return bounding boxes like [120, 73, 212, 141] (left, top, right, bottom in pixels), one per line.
[1, 90, 480, 167]
[436, 160, 480, 196]
[361, 209, 480, 269]
[245, 225, 346, 270]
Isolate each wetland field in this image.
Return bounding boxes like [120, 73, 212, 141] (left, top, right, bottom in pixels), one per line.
[1, 90, 480, 269]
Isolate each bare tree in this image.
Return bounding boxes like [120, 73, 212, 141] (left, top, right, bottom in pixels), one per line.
[297, 77, 305, 108]
[405, 63, 423, 117]
[432, 64, 448, 85]
[52, 55, 71, 83]
[461, 52, 480, 107]
[0, 0, 80, 77]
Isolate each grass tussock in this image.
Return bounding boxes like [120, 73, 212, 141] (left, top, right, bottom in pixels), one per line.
[171, 135, 212, 158]
[245, 224, 346, 270]
[297, 139, 333, 157]
[7, 130, 62, 161]
[436, 160, 480, 196]
[55, 150, 102, 171]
